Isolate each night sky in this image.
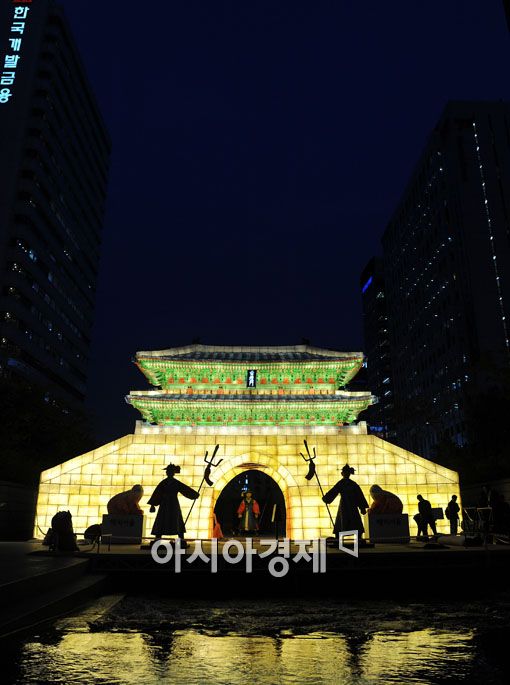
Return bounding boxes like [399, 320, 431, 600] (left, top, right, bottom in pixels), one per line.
[56, 1, 510, 443]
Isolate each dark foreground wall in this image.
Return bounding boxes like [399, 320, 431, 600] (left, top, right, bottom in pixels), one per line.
[0, 481, 37, 540]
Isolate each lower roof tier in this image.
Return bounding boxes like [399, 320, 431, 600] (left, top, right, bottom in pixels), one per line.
[126, 392, 374, 426]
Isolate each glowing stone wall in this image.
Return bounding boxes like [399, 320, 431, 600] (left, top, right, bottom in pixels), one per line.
[35, 423, 460, 539]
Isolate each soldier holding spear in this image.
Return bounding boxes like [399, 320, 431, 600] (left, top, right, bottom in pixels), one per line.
[323, 464, 368, 539]
[301, 440, 368, 540]
[149, 445, 222, 547]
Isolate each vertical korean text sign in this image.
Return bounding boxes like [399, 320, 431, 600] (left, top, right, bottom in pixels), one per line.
[1, 1, 33, 105]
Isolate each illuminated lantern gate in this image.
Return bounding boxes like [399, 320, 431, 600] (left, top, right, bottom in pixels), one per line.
[35, 345, 460, 538]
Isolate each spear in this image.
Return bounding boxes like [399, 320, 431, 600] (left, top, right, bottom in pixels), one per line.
[183, 444, 222, 528]
[300, 439, 335, 528]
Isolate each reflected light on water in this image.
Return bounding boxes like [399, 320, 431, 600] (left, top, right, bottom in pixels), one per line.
[362, 630, 474, 683]
[14, 628, 476, 685]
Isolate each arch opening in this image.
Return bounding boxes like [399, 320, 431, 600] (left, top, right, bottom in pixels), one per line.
[213, 470, 286, 537]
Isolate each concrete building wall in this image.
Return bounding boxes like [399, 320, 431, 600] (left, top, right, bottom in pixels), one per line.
[371, 101, 510, 460]
[0, 0, 110, 406]
[0, 480, 37, 540]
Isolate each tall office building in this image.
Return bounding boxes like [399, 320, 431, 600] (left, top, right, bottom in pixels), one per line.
[365, 101, 510, 459]
[359, 257, 394, 440]
[0, 0, 110, 407]
[504, 0, 510, 32]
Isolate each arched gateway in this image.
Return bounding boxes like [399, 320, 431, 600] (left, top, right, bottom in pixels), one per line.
[214, 469, 286, 537]
[35, 345, 460, 538]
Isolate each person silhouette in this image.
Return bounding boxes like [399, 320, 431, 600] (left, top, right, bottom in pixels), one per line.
[414, 494, 437, 539]
[148, 464, 199, 546]
[322, 464, 368, 539]
[445, 494, 460, 535]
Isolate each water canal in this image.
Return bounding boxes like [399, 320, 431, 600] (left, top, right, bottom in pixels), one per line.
[4, 594, 510, 684]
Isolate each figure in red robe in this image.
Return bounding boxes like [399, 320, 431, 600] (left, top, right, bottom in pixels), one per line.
[212, 513, 224, 538]
[148, 464, 199, 542]
[237, 490, 260, 534]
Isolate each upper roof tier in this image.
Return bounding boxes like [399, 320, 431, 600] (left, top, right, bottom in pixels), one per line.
[134, 344, 365, 389]
[136, 344, 362, 362]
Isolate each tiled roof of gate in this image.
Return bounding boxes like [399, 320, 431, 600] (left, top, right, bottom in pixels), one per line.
[136, 345, 363, 363]
[127, 393, 372, 403]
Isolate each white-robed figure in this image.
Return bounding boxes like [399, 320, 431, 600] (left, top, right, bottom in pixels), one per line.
[322, 464, 368, 538]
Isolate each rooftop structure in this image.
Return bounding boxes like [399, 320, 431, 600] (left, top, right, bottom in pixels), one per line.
[127, 345, 373, 427]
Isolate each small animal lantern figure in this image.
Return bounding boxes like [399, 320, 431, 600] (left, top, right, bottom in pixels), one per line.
[47, 511, 79, 552]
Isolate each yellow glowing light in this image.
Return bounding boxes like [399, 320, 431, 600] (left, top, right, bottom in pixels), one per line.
[35, 423, 460, 540]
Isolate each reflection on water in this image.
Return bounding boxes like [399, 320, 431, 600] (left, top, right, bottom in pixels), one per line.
[4, 595, 510, 684]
